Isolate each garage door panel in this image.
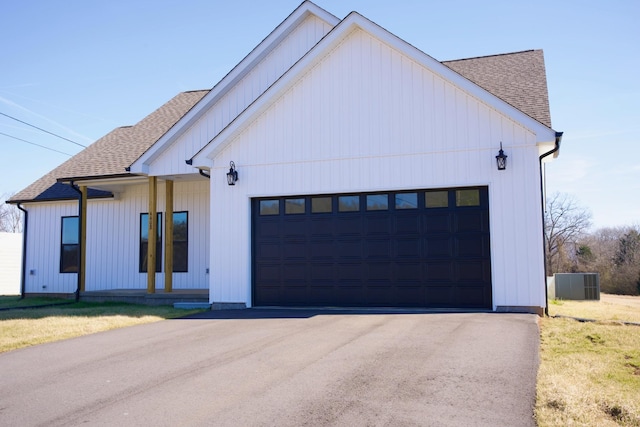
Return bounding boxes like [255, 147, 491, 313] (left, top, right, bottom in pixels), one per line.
[426, 261, 453, 281]
[365, 239, 391, 259]
[281, 263, 307, 282]
[253, 187, 491, 309]
[255, 264, 281, 281]
[425, 237, 453, 257]
[256, 220, 280, 238]
[394, 215, 420, 235]
[395, 262, 422, 281]
[365, 215, 392, 235]
[456, 235, 490, 257]
[365, 262, 392, 281]
[395, 238, 422, 258]
[337, 262, 363, 280]
[336, 239, 362, 258]
[424, 214, 452, 233]
[311, 263, 334, 280]
[335, 216, 362, 235]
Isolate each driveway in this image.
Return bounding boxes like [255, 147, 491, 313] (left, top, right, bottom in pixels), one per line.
[0, 310, 539, 426]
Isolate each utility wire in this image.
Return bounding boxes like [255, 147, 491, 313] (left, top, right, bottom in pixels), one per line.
[0, 111, 87, 148]
[0, 131, 73, 156]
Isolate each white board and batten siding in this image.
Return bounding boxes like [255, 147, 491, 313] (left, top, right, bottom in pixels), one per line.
[148, 14, 334, 177]
[0, 232, 22, 295]
[205, 27, 549, 309]
[22, 180, 210, 294]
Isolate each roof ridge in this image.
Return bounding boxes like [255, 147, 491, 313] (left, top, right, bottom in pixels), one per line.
[442, 49, 538, 63]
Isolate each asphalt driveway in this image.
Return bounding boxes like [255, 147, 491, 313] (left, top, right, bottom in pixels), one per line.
[0, 310, 539, 426]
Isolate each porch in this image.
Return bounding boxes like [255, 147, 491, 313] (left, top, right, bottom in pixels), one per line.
[80, 289, 209, 306]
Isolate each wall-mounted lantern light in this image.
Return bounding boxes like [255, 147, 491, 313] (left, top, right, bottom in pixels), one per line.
[496, 143, 508, 171]
[226, 161, 238, 185]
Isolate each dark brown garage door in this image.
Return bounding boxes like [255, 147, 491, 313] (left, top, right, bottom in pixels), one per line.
[252, 187, 491, 308]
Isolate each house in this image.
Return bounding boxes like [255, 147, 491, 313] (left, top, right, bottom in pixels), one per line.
[8, 1, 561, 315]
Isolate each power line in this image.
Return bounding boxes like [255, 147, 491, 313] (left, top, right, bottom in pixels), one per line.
[0, 131, 73, 156]
[0, 111, 87, 148]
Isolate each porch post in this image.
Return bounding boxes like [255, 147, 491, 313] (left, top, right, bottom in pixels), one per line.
[147, 176, 157, 294]
[79, 185, 87, 292]
[164, 180, 174, 293]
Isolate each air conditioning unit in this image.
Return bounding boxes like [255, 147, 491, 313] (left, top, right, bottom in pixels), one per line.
[552, 273, 600, 300]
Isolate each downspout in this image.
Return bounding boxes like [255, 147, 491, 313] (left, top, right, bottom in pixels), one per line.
[69, 182, 83, 302]
[539, 131, 563, 316]
[16, 203, 28, 300]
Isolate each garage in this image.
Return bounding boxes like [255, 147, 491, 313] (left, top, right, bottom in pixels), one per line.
[252, 186, 492, 309]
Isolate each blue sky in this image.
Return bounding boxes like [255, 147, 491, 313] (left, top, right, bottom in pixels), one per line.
[1, 0, 638, 229]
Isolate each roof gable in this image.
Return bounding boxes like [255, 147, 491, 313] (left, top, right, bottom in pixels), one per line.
[192, 12, 556, 166]
[128, 1, 340, 174]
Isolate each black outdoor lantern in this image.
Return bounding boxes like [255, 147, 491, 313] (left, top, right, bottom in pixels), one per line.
[496, 142, 508, 171]
[226, 161, 238, 185]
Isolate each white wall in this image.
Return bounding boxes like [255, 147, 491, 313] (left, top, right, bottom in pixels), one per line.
[149, 14, 334, 176]
[0, 232, 22, 295]
[207, 28, 547, 309]
[22, 179, 210, 294]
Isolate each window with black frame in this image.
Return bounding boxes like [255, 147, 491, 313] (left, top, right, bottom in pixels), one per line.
[60, 216, 79, 273]
[173, 212, 188, 272]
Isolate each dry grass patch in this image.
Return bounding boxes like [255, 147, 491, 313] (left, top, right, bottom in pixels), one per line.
[0, 301, 203, 353]
[549, 294, 640, 323]
[537, 294, 640, 426]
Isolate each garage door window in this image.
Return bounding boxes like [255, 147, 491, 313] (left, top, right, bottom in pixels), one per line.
[338, 195, 359, 212]
[456, 189, 480, 206]
[311, 197, 332, 213]
[395, 193, 417, 209]
[285, 198, 305, 214]
[260, 200, 279, 215]
[425, 191, 448, 208]
[367, 194, 388, 211]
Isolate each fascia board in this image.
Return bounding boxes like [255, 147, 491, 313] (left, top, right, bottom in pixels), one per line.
[192, 12, 557, 166]
[129, 2, 339, 173]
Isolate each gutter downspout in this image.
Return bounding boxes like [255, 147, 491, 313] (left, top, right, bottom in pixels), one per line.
[539, 131, 563, 316]
[16, 203, 28, 300]
[69, 182, 83, 302]
[199, 169, 210, 179]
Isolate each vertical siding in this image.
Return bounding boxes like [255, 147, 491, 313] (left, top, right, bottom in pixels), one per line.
[23, 179, 210, 294]
[208, 28, 546, 308]
[149, 15, 334, 176]
[23, 202, 78, 293]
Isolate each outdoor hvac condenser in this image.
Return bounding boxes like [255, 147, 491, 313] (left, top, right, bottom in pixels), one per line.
[553, 273, 600, 301]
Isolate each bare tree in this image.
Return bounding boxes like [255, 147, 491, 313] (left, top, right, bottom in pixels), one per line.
[0, 193, 23, 233]
[544, 192, 592, 274]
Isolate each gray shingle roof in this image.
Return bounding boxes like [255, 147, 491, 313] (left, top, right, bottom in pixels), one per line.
[10, 90, 208, 202]
[442, 49, 551, 128]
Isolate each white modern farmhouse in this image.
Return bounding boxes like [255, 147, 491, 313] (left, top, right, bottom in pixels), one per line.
[10, 1, 561, 315]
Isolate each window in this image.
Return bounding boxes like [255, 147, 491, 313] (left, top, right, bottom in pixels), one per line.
[366, 194, 389, 211]
[173, 212, 188, 272]
[395, 193, 417, 209]
[338, 195, 359, 212]
[456, 189, 480, 206]
[140, 213, 162, 273]
[285, 198, 305, 214]
[259, 200, 279, 215]
[311, 197, 332, 213]
[425, 191, 449, 208]
[60, 216, 79, 273]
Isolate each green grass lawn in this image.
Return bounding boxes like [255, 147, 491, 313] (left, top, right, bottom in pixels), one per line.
[0, 297, 204, 353]
[536, 295, 640, 426]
